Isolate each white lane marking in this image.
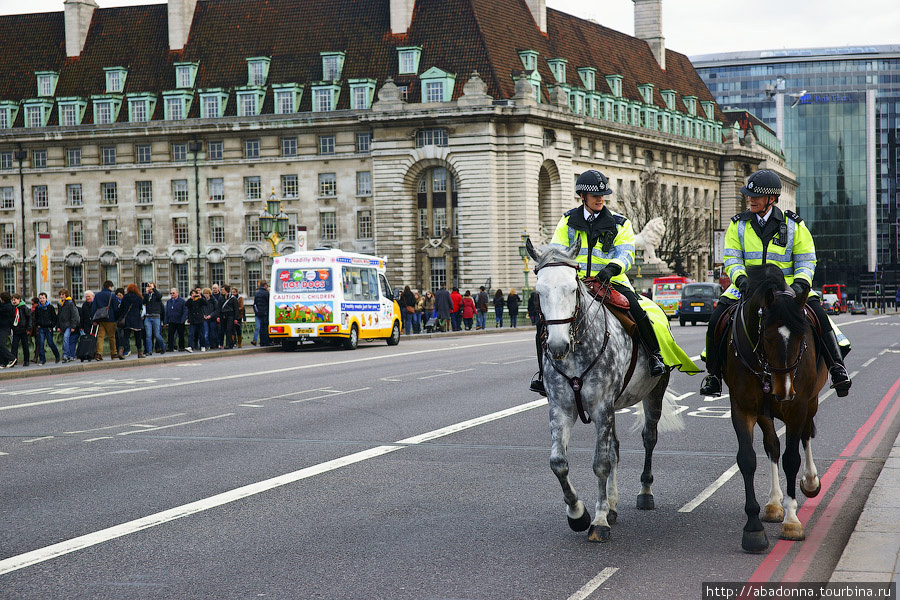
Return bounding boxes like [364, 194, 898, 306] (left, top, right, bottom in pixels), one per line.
[0, 336, 532, 412]
[65, 414, 188, 435]
[289, 388, 371, 403]
[418, 369, 474, 380]
[0, 452, 7, 456]
[22, 437, 54, 443]
[117, 414, 234, 436]
[0, 397, 547, 576]
[567, 567, 619, 600]
[239, 404, 264, 408]
[672, 392, 694, 402]
[501, 358, 536, 365]
[862, 357, 877, 367]
[83, 437, 113, 443]
[253, 388, 333, 403]
[703, 393, 730, 402]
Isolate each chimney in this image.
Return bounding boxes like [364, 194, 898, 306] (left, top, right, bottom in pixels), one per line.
[64, 0, 97, 58]
[168, 0, 198, 51]
[632, 0, 665, 70]
[525, 0, 546, 34]
[390, 0, 415, 35]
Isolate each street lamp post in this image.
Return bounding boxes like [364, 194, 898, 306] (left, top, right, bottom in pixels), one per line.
[14, 143, 27, 295]
[189, 139, 203, 288]
[518, 230, 530, 303]
[259, 189, 289, 257]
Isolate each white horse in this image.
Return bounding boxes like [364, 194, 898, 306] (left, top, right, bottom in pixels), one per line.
[527, 237, 683, 542]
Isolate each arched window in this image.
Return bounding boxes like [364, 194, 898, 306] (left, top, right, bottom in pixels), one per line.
[416, 167, 458, 238]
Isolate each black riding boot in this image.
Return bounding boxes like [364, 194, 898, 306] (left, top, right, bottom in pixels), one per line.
[699, 331, 722, 396]
[529, 321, 546, 396]
[636, 315, 667, 377]
[822, 329, 851, 397]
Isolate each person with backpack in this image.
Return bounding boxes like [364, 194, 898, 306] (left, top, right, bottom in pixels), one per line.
[10, 293, 31, 367]
[92, 280, 122, 361]
[475, 286, 489, 330]
[34, 292, 61, 364]
[0, 291, 17, 368]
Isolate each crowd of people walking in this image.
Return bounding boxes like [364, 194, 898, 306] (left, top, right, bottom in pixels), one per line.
[396, 285, 529, 334]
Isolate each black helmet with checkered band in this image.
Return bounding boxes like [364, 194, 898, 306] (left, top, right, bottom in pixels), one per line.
[575, 170, 613, 197]
[740, 169, 781, 198]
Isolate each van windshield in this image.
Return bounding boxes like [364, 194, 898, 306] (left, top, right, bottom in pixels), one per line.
[683, 284, 716, 298]
[275, 268, 333, 293]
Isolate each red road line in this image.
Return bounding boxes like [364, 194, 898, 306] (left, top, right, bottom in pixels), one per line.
[840, 375, 900, 457]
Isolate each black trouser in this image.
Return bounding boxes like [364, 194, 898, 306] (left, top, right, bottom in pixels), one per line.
[12, 331, 29, 364]
[224, 319, 235, 348]
[0, 327, 15, 364]
[167, 323, 186, 351]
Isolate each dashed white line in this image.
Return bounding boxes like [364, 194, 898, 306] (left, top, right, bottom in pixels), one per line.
[83, 437, 113, 443]
[418, 369, 474, 380]
[22, 436, 54, 444]
[117, 414, 234, 436]
[289, 387, 371, 403]
[567, 567, 619, 600]
[862, 357, 878, 367]
[64, 413, 189, 434]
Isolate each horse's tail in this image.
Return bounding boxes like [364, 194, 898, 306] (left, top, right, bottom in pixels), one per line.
[631, 388, 685, 433]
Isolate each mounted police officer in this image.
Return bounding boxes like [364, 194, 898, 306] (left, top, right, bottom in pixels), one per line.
[530, 170, 667, 395]
[699, 169, 852, 397]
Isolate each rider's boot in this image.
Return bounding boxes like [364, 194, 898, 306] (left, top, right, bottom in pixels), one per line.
[821, 329, 852, 397]
[699, 332, 722, 396]
[636, 315, 667, 378]
[529, 325, 546, 396]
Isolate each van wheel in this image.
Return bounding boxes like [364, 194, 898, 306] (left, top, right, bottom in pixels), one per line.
[387, 322, 400, 346]
[282, 340, 298, 351]
[342, 325, 359, 350]
[679, 317, 685, 327]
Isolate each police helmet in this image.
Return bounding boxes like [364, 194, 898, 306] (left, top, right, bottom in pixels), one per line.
[575, 170, 613, 197]
[741, 169, 782, 198]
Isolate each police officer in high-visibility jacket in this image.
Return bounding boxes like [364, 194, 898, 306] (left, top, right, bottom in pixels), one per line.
[530, 170, 666, 396]
[699, 169, 852, 397]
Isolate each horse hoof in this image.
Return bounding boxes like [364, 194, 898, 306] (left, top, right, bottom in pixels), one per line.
[741, 530, 769, 554]
[587, 525, 611, 543]
[567, 510, 593, 532]
[800, 478, 821, 498]
[780, 522, 805, 541]
[607, 510, 618, 525]
[636, 494, 655, 510]
[762, 503, 785, 523]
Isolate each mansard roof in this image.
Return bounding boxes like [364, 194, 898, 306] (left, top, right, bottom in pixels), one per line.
[0, 0, 723, 125]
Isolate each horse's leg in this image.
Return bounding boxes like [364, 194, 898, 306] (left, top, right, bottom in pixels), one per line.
[637, 380, 666, 510]
[606, 417, 620, 525]
[781, 431, 806, 541]
[549, 405, 591, 531]
[732, 404, 768, 553]
[759, 416, 784, 523]
[799, 437, 821, 498]
[588, 412, 615, 543]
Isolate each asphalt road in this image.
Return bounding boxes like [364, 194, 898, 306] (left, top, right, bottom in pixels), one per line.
[0, 311, 898, 599]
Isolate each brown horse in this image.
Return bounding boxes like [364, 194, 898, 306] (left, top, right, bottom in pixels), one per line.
[724, 264, 828, 553]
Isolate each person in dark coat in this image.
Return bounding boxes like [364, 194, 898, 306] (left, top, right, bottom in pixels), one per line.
[120, 284, 145, 358]
[493, 289, 505, 328]
[527, 291, 540, 326]
[506, 289, 521, 328]
[34, 292, 60, 364]
[201, 288, 218, 350]
[166, 288, 188, 351]
[11, 293, 31, 367]
[253, 281, 271, 346]
[92, 280, 122, 361]
[211, 283, 226, 349]
[0, 291, 17, 368]
[143, 282, 166, 356]
[185, 288, 207, 351]
[56, 288, 81, 362]
[220, 285, 238, 349]
[434, 284, 453, 332]
[400, 285, 416, 335]
[79, 290, 94, 335]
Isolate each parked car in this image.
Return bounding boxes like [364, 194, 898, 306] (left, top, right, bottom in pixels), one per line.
[678, 282, 723, 326]
[849, 301, 867, 315]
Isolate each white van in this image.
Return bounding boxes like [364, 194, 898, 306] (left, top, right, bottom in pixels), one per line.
[267, 249, 401, 350]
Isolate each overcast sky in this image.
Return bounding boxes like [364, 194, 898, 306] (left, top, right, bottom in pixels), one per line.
[1, 0, 896, 57]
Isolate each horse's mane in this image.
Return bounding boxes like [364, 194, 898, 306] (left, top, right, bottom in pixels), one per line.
[746, 264, 807, 336]
[533, 244, 580, 272]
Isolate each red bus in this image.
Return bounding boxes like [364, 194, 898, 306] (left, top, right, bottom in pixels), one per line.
[821, 283, 848, 313]
[652, 276, 692, 320]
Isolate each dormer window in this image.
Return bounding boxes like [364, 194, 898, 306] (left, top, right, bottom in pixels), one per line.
[321, 52, 345, 81]
[236, 90, 263, 116]
[638, 83, 654, 104]
[104, 67, 128, 93]
[175, 62, 199, 89]
[36, 71, 59, 97]
[311, 83, 340, 112]
[246, 57, 271, 86]
[58, 97, 87, 126]
[128, 93, 156, 123]
[548, 59, 567, 84]
[661, 89, 676, 111]
[91, 94, 123, 125]
[683, 95, 698, 116]
[161, 90, 192, 121]
[24, 102, 51, 128]
[349, 79, 376, 110]
[272, 83, 302, 115]
[419, 67, 456, 103]
[0, 101, 18, 129]
[701, 100, 715, 120]
[578, 67, 596, 91]
[397, 46, 422, 75]
[198, 89, 227, 118]
[518, 50, 539, 71]
[605, 74, 623, 98]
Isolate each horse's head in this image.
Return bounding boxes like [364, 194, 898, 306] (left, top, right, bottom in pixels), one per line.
[745, 264, 811, 402]
[527, 236, 581, 360]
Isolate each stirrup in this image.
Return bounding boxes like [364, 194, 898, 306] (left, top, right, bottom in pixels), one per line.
[829, 366, 851, 397]
[700, 374, 722, 396]
[529, 373, 547, 396]
[648, 353, 667, 377]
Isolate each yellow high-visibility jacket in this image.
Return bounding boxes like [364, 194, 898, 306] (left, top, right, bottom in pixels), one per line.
[550, 206, 635, 291]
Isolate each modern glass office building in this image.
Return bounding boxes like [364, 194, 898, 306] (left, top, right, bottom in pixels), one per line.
[692, 46, 900, 296]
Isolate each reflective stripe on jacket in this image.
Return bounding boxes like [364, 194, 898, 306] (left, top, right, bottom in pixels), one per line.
[549, 206, 635, 291]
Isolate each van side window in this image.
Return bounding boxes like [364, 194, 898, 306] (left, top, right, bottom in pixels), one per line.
[379, 274, 392, 299]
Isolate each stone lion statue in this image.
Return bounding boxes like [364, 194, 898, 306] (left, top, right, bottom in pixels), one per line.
[634, 217, 665, 265]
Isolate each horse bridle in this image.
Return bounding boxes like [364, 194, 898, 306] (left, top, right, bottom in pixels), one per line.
[732, 290, 807, 395]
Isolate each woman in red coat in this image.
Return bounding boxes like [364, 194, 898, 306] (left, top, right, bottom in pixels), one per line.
[461, 290, 477, 331]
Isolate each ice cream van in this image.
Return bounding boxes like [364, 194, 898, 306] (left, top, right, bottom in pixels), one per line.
[267, 249, 401, 350]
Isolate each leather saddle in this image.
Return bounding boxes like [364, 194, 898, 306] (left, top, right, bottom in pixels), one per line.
[582, 276, 637, 336]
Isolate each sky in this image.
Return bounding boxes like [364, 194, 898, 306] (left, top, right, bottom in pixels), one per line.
[0, 0, 897, 57]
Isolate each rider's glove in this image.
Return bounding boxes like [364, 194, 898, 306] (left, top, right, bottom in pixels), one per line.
[597, 263, 621, 283]
[735, 275, 750, 297]
[790, 279, 810, 298]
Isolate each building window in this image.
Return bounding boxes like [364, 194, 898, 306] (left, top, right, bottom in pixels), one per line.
[174, 263, 190, 298]
[173, 217, 189, 245]
[209, 215, 225, 243]
[172, 179, 188, 203]
[319, 173, 336, 197]
[208, 141, 223, 160]
[245, 261, 261, 293]
[416, 128, 448, 148]
[244, 139, 260, 158]
[38, 74, 54, 96]
[245, 215, 262, 242]
[68, 221, 83, 247]
[250, 61, 266, 86]
[101, 146, 116, 165]
[356, 132, 371, 153]
[352, 86, 371, 110]
[136, 181, 153, 204]
[318, 135, 335, 155]
[0, 111, 8, 129]
[103, 219, 118, 246]
[285, 213, 297, 240]
[0, 152, 12, 169]
[66, 184, 82, 207]
[275, 91, 294, 114]
[67, 265, 84, 301]
[102, 264, 119, 288]
[60, 104, 79, 126]
[95, 101, 113, 125]
[323, 55, 340, 81]
[172, 143, 187, 162]
[281, 137, 297, 157]
[33, 185, 48, 209]
[399, 49, 418, 74]
[138, 264, 154, 287]
[432, 168, 447, 192]
[320, 211, 337, 240]
[356, 171, 372, 196]
[238, 93, 256, 117]
[1, 187, 14, 210]
[314, 89, 332, 112]
[417, 208, 428, 237]
[166, 97, 184, 120]
[67, 147, 81, 167]
[131, 100, 148, 122]
[106, 70, 122, 93]
[208, 263, 224, 287]
[430, 257, 446, 292]
[357, 210, 372, 240]
[398, 86, 409, 101]
[138, 218, 153, 245]
[425, 81, 443, 103]
[100, 182, 117, 205]
[25, 105, 43, 128]
[281, 174, 298, 198]
[177, 65, 193, 88]
[1, 224, 15, 249]
[208, 178, 225, 202]
[32, 150, 47, 168]
[136, 144, 151, 164]
[244, 176, 261, 200]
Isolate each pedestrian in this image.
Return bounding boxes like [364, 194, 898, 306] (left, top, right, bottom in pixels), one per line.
[34, 292, 61, 364]
[400, 285, 415, 335]
[11, 293, 31, 367]
[185, 288, 206, 351]
[506, 289, 521, 328]
[233, 287, 245, 348]
[527, 291, 540, 326]
[475, 286, 489, 330]
[57, 288, 80, 362]
[0, 291, 17, 368]
[120, 284, 144, 358]
[79, 290, 94, 339]
[165, 288, 187, 351]
[143, 282, 166, 356]
[254, 280, 271, 346]
[92, 280, 122, 361]
[421, 291, 434, 332]
[211, 283, 226, 349]
[201, 288, 218, 349]
[114, 287, 128, 356]
[30, 297, 39, 363]
[450, 287, 463, 331]
[434, 284, 452, 332]
[462, 290, 476, 330]
[493, 289, 505, 328]
[221, 285, 238, 349]
[414, 291, 425, 334]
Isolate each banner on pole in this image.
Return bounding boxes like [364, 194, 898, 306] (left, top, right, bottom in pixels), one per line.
[37, 232, 51, 296]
